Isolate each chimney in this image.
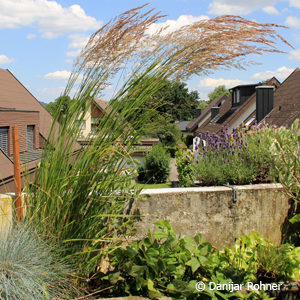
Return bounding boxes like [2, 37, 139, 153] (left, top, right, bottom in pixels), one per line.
[195, 107, 202, 118]
[256, 86, 274, 123]
[211, 107, 220, 120]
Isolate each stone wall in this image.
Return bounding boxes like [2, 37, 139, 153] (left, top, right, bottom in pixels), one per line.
[130, 184, 290, 248]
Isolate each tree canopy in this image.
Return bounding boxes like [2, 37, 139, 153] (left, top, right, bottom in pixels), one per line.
[148, 79, 200, 122]
[208, 85, 231, 103]
[45, 96, 72, 120]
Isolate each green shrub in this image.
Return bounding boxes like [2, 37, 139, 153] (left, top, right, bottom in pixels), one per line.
[269, 119, 299, 239]
[96, 221, 299, 299]
[144, 144, 171, 183]
[256, 243, 299, 282]
[176, 149, 195, 187]
[192, 124, 276, 186]
[0, 226, 77, 300]
[219, 232, 300, 284]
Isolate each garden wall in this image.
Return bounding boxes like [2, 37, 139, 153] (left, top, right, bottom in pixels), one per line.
[131, 183, 291, 248]
[0, 184, 291, 248]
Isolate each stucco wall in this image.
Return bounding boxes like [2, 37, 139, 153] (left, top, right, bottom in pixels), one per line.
[130, 184, 290, 248]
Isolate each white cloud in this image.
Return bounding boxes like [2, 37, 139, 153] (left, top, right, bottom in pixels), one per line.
[199, 77, 248, 89]
[26, 33, 36, 39]
[65, 34, 90, 57]
[0, 54, 13, 65]
[0, 0, 101, 38]
[147, 14, 209, 35]
[289, 0, 300, 9]
[68, 34, 90, 49]
[289, 49, 300, 61]
[262, 6, 279, 14]
[37, 86, 66, 102]
[209, 0, 277, 15]
[44, 70, 71, 81]
[286, 16, 300, 28]
[66, 49, 82, 58]
[251, 66, 294, 81]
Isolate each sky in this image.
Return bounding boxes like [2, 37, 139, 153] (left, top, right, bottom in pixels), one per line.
[0, 0, 299, 103]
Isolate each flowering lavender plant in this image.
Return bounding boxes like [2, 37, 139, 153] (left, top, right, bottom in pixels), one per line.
[192, 124, 273, 186]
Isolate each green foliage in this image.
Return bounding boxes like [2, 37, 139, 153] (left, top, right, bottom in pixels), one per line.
[98, 221, 223, 299]
[45, 95, 72, 119]
[0, 225, 77, 300]
[96, 222, 299, 299]
[143, 144, 171, 183]
[256, 243, 299, 282]
[192, 125, 273, 186]
[142, 115, 182, 154]
[151, 79, 200, 121]
[219, 232, 299, 284]
[176, 149, 195, 187]
[269, 119, 299, 230]
[26, 58, 177, 279]
[208, 85, 231, 103]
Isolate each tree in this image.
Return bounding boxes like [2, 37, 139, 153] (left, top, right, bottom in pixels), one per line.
[45, 96, 72, 121]
[208, 85, 231, 103]
[143, 115, 181, 145]
[150, 79, 200, 121]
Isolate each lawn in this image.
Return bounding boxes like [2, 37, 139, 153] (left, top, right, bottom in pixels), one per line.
[136, 182, 172, 189]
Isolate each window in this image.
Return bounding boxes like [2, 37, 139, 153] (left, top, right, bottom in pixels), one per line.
[233, 89, 240, 105]
[0, 126, 9, 155]
[75, 120, 86, 130]
[27, 125, 34, 151]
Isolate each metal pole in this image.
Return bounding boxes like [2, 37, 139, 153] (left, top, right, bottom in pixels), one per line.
[12, 126, 23, 221]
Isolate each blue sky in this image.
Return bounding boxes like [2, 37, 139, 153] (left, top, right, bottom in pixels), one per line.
[0, 0, 299, 103]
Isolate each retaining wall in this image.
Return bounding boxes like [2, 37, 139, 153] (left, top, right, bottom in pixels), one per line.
[0, 184, 291, 248]
[130, 184, 291, 248]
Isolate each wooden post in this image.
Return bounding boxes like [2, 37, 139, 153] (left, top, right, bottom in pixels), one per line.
[12, 126, 23, 221]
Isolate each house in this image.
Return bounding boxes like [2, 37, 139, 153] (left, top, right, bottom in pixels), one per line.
[263, 68, 300, 127]
[76, 98, 159, 166]
[77, 97, 109, 140]
[186, 76, 284, 136]
[176, 107, 202, 137]
[0, 68, 80, 192]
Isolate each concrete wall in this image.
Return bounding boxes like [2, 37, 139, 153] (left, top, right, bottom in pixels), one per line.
[0, 184, 291, 248]
[0, 194, 13, 235]
[130, 184, 290, 248]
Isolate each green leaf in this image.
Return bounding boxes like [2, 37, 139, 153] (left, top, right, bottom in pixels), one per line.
[108, 271, 123, 284]
[129, 265, 147, 277]
[290, 213, 300, 224]
[147, 279, 162, 298]
[186, 257, 200, 273]
[154, 220, 172, 231]
[153, 231, 169, 239]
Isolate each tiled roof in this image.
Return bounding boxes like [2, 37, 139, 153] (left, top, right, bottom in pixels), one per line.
[195, 76, 281, 135]
[264, 68, 300, 127]
[0, 68, 53, 140]
[186, 95, 228, 132]
[93, 97, 109, 111]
